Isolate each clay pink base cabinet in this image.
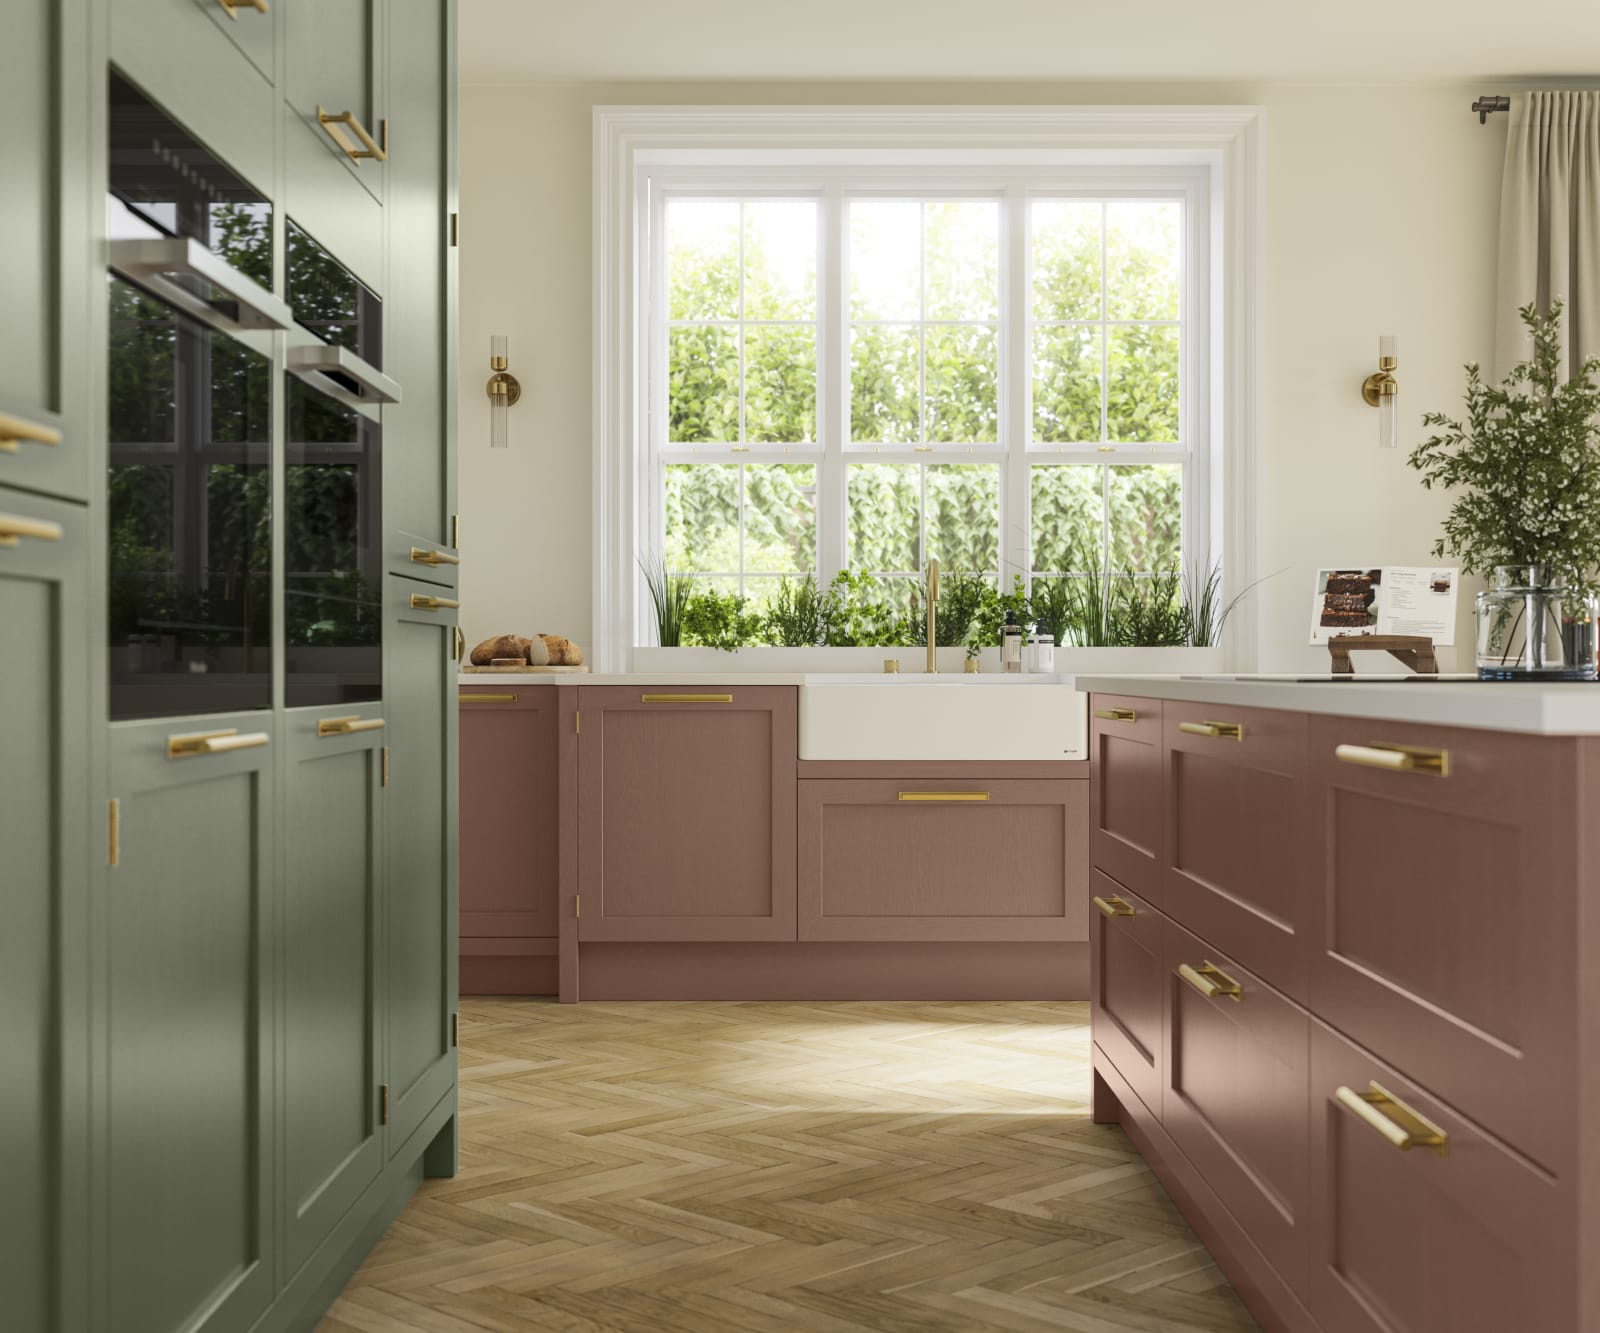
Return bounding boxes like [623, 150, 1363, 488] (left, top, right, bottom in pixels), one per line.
[1089, 692, 1600, 1333]
[459, 684, 1090, 1000]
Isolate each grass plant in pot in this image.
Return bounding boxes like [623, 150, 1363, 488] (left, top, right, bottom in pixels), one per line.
[1410, 302, 1600, 680]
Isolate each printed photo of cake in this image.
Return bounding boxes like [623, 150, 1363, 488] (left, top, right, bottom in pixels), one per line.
[1319, 570, 1378, 629]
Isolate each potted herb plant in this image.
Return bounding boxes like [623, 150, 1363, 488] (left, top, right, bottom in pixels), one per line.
[1410, 302, 1600, 680]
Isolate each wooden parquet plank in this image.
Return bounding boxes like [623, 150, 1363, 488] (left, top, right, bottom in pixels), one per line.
[318, 1000, 1259, 1333]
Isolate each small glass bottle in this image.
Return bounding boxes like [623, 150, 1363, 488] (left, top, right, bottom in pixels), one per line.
[1001, 609, 1024, 674]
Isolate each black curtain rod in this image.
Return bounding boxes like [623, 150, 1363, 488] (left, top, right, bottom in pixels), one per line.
[1472, 95, 1511, 124]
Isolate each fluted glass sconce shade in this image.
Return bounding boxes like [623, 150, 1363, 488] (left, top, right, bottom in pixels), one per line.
[486, 335, 520, 449]
[1363, 334, 1399, 449]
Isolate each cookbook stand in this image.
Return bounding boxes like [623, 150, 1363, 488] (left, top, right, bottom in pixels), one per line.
[1327, 634, 1439, 676]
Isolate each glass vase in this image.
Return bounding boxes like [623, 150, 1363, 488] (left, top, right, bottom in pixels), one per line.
[1475, 565, 1598, 681]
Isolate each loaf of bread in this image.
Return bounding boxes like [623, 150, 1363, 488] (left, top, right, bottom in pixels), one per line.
[538, 634, 584, 666]
[469, 634, 549, 666]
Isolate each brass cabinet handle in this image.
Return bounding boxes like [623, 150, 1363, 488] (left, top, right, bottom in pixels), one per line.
[1335, 743, 1449, 777]
[1178, 961, 1242, 1001]
[0, 411, 61, 453]
[1094, 708, 1137, 722]
[1179, 719, 1244, 741]
[318, 715, 385, 737]
[167, 728, 270, 760]
[453, 625, 466, 663]
[1093, 895, 1136, 918]
[898, 791, 990, 802]
[0, 514, 64, 546]
[1335, 1083, 1449, 1157]
[217, 0, 268, 16]
[316, 106, 387, 162]
[410, 546, 460, 567]
[410, 594, 459, 611]
[640, 694, 732, 704]
[460, 693, 517, 703]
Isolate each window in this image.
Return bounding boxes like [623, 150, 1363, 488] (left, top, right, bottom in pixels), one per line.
[597, 107, 1259, 667]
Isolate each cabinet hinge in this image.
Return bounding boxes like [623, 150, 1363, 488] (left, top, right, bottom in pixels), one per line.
[381, 746, 389, 788]
[450, 212, 459, 247]
[379, 1084, 390, 1125]
[451, 1012, 459, 1048]
[574, 895, 581, 919]
[108, 798, 120, 867]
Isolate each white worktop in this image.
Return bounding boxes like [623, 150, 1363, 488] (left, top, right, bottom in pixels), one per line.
[1075, 673, 1600, 735]
[459, 671, 1077, 686]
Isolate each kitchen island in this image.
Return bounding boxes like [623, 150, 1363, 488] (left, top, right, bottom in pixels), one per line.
[1076, 673, 1600, 1333]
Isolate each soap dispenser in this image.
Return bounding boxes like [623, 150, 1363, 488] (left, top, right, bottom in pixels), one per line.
[1001, 608, 1024, 674]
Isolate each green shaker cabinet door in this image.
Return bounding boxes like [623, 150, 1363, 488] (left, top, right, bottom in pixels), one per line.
[282, 712, 385, 1278]
[383, 0, 457, 586]
[384, 581, 458, 1152]
[283, 0, 386, 290]
[0, 488, 88, 1333]
[0, 6, 89, 502]
[107, 715, 275, 1333]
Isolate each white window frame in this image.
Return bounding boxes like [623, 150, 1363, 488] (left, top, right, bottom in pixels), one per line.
[595, 106, 1263, 672]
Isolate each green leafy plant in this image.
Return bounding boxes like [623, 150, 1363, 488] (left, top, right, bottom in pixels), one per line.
[1410, 301, 1600, 601]
[764, 573, 833, 647]
[821, 570, 909, 647]
[969, 574, 1034, 648]
[681, 588, 765, 652]
[904, 569, 991, 647]
[639, 556, 696, 647]
[1028, 578, 1072, 648]
[1183, 559, 1263, 648]
[1113, 571, 1188, 647]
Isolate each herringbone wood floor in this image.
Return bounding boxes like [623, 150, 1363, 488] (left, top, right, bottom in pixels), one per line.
[319, 1000, 1259, 1332]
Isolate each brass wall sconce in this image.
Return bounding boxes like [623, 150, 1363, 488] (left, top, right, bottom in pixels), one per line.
[487, 335, 521, 449]
[1363, 335, 1399, 449]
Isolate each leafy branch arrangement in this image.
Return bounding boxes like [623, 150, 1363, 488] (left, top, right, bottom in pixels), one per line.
[1409, 302, 1600, 602]
[645, 560, 1257, 652]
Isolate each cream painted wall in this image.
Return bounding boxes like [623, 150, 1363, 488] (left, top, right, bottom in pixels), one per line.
[458, 80, 1504, 671]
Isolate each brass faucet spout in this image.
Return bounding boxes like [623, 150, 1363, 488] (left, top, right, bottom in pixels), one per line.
[926, 557, 940, 674]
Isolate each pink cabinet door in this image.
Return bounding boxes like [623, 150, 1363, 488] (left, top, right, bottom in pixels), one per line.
[1164, 701, 1310, 1000]
[797, 779, 1087, 942]
[1306, 715, 1574, 1170]
[1163, 917, 1310, 1298]
[458, 687, 559, 940]
[1090, 695, 1163, 902]
[577, 686, 797, 942]
[1308, 1020, 1568, 1333]
[1089, 871, 1162, 1116]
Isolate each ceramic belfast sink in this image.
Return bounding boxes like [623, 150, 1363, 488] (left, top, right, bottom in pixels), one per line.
[798, 675, 1088, 761]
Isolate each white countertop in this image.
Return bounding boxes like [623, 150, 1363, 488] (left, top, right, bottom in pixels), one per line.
[1075, 673, 1600, 735]
[459, 671, 1077, 687]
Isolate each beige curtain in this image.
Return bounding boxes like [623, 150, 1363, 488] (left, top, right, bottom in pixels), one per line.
[1496, 91, 1600, 378]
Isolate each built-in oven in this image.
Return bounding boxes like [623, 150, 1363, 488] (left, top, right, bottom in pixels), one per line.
[107, 70, 280, 721]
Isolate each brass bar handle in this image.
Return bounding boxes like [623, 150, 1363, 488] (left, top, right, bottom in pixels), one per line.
[410, 594, 460, 611]
[1335, 743, 1449, 777]
[410, 546, 460, 567]
[640, 694, 733, 704]
[1093, 895, 1136, 918]
[1334, 1083, 1449, 1157]
[0, 411, 62, 453]
[898, 791, 990, 802]
[1179, 719, 1244, 741]
[0, 514, 64, 547]
[1094, 708, 1137, 722]
[317, 106, 387, 162]
[318, 715, 386, 737]
[1178, 961, 1243, 1001]
[460, 693, 518, 703]
[453, 625, 466, 663]
[167, 729, 271, 760]
[217, 0, 268, 17]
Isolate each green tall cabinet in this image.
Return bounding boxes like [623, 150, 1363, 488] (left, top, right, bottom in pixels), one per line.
[2, 2, 461, 1330]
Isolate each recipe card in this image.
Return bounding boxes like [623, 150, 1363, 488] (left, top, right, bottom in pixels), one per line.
[1308, 566, 1458, 645]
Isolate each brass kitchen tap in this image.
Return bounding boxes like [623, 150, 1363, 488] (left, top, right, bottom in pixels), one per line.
[926, 556, 940, 674]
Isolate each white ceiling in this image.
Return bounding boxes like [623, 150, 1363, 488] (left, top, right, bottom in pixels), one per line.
[460, 0, 1600, 87]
